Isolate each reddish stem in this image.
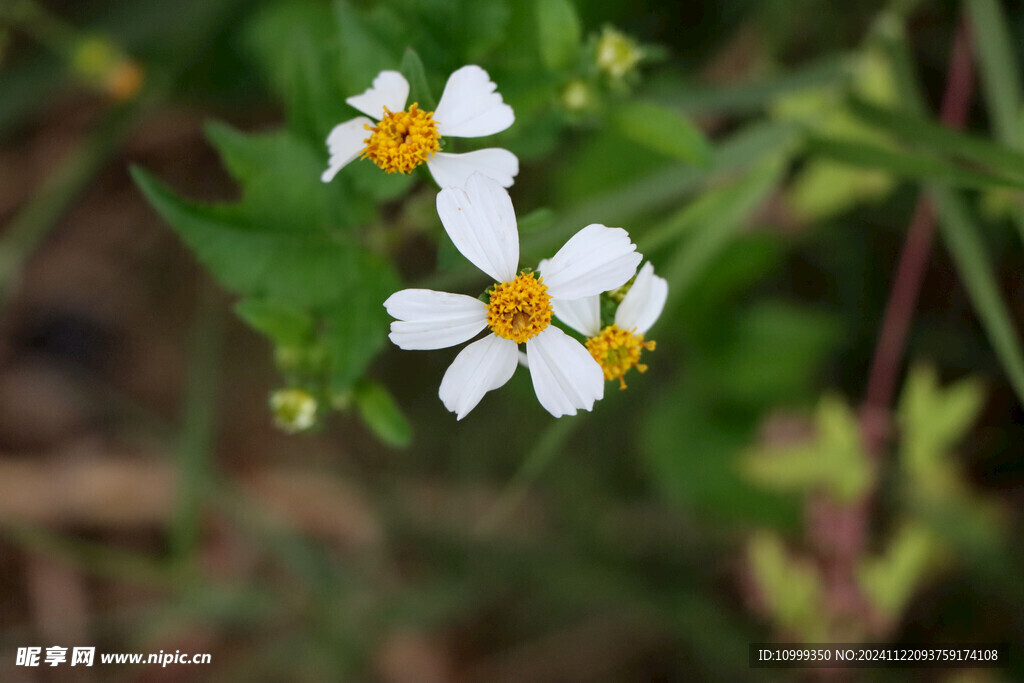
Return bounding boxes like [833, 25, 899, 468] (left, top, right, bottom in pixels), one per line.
[811, 17, 976, 635]
[860, 18, 975, 452]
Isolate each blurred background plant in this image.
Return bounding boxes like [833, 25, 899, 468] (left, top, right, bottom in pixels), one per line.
[1, 0, 1023, 680]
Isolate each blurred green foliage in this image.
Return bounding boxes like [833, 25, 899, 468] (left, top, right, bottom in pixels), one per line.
[3, 0, 1024, 679]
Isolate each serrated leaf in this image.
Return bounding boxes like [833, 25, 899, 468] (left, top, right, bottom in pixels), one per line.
[353, 380, 412, 448]
[898, 365, 985, 477]
[858, 523, 937, 619]
[133, 163, 399, 397]
[748, 532, 828, 641]
[612, 102, 711, 167]
[134, 166, 386, 308]
[535, 0, 581, 70]
[743, 395, 870, 503]
[234, 299, 314, 348]
[204, 121, 338, 232]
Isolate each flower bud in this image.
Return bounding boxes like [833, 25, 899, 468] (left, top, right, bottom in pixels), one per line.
[595, 26, 642, 80]
[270, 388, 318, 433]
[71, 36, 143, 101]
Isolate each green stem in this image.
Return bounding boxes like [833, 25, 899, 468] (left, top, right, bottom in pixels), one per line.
[170, 286, 225, 564]
[474, 416, 582, 534]
[0, 104, 137, 310]
[0, 0, 77, 53]
[0, 519, 176, 587]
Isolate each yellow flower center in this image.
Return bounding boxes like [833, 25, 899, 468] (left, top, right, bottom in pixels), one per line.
[486, 272, 552, 344]
[361, 103, 441, 174]
[585, 324, 656, 389]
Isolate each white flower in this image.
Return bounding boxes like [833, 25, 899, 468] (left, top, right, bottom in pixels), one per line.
[551, 261, 667, 389]
[321, 66, 519, 188]
[384, 174, 641, 419]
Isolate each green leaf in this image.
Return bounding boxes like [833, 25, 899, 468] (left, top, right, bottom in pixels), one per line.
[134, 166, 383, 308]
[898, 365, 985, 477]
[929, 188, 1024, 405]
[243, 2, 347, 143]
[132, 165, 398, 396]
[322, 303, 393, 396]
[654, 158, 785, 303]
[430, 121, 800, 293]
[662, 53, 855, 116]
[353, 380, 412, 448]
[380, 0, 511, 69]
[696, 302, 842, 407]
[204, 121, 338, 232]
[805, 135, 1024, 191]
[743, 395, 870, 503]
[517, 207, 555, 234]
[846, 97, 1024, 184]
[400, 47, 436, 112]
[748, 532, 828, 641]
[611, 102, 712, 167]
[967, 0, 1023, 146]
[967, 0, 1024, 248]
[535, 0, 581, 70]
[234, 299, 314, 348]
[878, 16, 1024, 403]
[787, 159, 894, 220]
[642, 382, 798, 527]
[858, 523, 937, 619]
[333, 0, 398, 88]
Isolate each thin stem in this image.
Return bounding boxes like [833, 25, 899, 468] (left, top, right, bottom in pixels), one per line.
[809, 16, 977, 633]
[474, 416, 581, 535]
[860, 17, 975, 453]
[170, 286, 225, 564]
[0, 104, 138, 309]
[0, 0, 77, 52]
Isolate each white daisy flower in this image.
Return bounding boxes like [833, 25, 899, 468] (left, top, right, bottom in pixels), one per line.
[551, 261, 667, 389]
[384, 174, 641, 419]
[321, 66, 519, 188]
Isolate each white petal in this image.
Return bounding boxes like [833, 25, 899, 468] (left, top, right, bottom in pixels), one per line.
[541, 224, 641, 301]
[384, 289, 487, 350]
[427, 149, 519, 189]
[436, 173, 519, 283]
[434, 65, 514, 138]
[439, 334, 518, 420]
[321, 117, 372, 183]
[517, 350, 529, 369]
[552, 296, 601, 337]
[615, 262, 668, 334]
[346, 71, 409, 118]
[525, 326, 604, 418]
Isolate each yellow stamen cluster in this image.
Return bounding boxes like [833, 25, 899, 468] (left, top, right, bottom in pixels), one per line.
[361, 103, 441, 174]
[585, 324, 656, 389]
[486, 272, 552, 344]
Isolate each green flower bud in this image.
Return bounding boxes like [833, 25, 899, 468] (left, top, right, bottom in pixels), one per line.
[270, 388, 318, 433]
[595, 26, 642, 80]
